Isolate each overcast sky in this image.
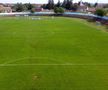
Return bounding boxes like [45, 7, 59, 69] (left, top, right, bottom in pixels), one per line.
[0, 0, 108, 4]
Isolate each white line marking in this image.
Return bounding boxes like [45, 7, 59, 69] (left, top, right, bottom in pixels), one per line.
[2, 57, 60, 64]
[0, 64, 108, 66]
[1, 57, 108, 66]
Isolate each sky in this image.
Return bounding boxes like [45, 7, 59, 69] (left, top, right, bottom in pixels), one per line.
[0, 0, 108, 4]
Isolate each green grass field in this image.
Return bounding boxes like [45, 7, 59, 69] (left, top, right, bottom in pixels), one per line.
[0, 17, 108, 90]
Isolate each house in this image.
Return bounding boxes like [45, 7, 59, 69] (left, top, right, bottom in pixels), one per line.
[78, 6, 87, 12]
[33, 4, 43, 12]
[77, 1, 87, 12]
[86, 7, 96, 13]
[33, 4, 42, 8]
[0, 5, 12, 13]
[96, 3, 105, 9]
[35, 8, 43, 12]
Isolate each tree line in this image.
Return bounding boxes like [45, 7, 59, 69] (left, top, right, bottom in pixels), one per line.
[42, 0, 100, 11]
[12, 3, 34, 12]
[10, 0, 108, 16]
[42, 0, 78, 11]
[12, 0, 101, 12]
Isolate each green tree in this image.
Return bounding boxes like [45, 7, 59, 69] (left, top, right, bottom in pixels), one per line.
[24, 3, 34, 11]
[46, 0, 54, 10]
[56, 0, 61, 7]
[62, 0, 67, 8]
[71, 3, 78, 11]
[65, 0, 73, 10]
[95, 9, 106, 17]
[94, 3, 98, 7]
[59, 7, 65, 13]
[54, 7, 59, 13]
[54, 7, 64, 14]
[14, 3, 26, 12]
[42, 4, 47, 9]
[13, 3, 34, 12]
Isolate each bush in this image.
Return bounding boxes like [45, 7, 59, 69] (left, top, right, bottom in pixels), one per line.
[95, 9, 106, 17]
[59, 7, 65, 13]
[54, 7, 65, 14]
[54, 7, 59, 14]
[104, 8, 108, 16]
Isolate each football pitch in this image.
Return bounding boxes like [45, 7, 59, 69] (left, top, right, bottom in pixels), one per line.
[0, 16, 108, 90]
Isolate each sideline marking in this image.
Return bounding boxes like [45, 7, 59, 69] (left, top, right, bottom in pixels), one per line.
[0, 63, 108, 66]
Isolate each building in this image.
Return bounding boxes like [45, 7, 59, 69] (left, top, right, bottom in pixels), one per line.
[33, 4, 43, 12]
[78, 6, 87, 12]
[33, 4, 42, 8]
[77, 1, 87, 12]
[0, 5, 12, 13]
[86, 7, 96, 13]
